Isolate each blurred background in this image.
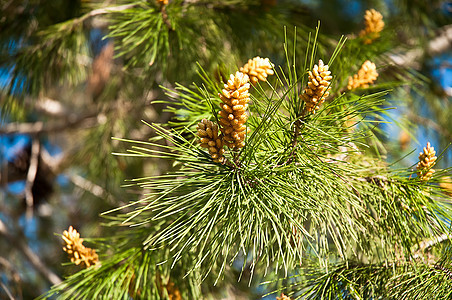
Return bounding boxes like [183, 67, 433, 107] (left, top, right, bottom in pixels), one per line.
[0, 0, 451, 298]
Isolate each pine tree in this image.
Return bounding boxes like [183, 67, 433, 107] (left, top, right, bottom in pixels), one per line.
[1, 1, 451, 299]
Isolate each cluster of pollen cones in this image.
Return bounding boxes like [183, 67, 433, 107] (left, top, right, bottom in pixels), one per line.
[197, 119, 225, 163]
[218, 71, 251, 149]
[300, 59, 332, 113]
[359, 9, 385, 44]
[347, 60, 378, 90]
[62, 226, 99, 268]
[416, 142, 437, 181]
[240, 56, 274, 85]
[197, 56, 274, 163]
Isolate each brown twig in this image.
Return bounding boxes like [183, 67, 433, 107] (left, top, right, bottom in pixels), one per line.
[70, 3, 138, 27]
[160, 4, 173, 31]
[0, 219, 62, 286]
[0, 282, 14, 300]
[389, 24, 452, 69]
[24, 138, 40, 219]
[0, 256, 22, 299]
[411, 233, 452, 263]
[407, 112, 452, 141]
[285, 108, 307, 165]
[68, 173, 118, 205]
[0, 112, 99, 136]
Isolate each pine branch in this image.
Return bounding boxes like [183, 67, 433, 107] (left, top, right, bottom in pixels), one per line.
[0, 112, 99, 136]
[159, 3, 173, 30]
[274, 256, 452, 300]
[389, 24, 452, 69]
[0, 219, 62, 286]
[407, 111, 452, 141]
[68, 173, 118, 205]
[66, 3, 139, 28]
[412, 233, 452, 261]
[24, 138, 40, 219]
[287, 108, 306, 164]
[0, 94, 148, 136]
[0, 282, 14, 300]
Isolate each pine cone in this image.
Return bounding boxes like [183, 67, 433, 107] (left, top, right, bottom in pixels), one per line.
[218, 71, 251, 149]
[300, 59, 332, 113]
[416, 142, 437, 181]
[347, 60, 378, 90]
[240, 56, 274, 85]
[359, 9, 384, 44]
[62, 226, 99, 268]
[197, 119, 225, 163]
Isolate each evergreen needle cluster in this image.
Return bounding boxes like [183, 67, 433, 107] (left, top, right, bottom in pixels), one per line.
[43, 29, 452, 298]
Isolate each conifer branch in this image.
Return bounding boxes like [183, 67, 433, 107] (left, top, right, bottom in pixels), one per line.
[2, 3, 448, 297]
[287, 108, 306, 164]
[0, 112, 99, 136]
[72, 3, 138, 27]
[24, 138, 40, 219]
[407, 111, 452, 141]
[389, 24, 452, 69]
[0, 282, 14, 300]
[0, 219, 62, 286]
[68, 173, 118, 205]
[0, 95, 149, 135]
[412, 233, 452, 260]
[159, 3, 173, 31]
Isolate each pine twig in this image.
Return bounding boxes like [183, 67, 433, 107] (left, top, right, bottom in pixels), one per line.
[71, 3, 138, 27]
[286, 108, 307, 164]
[407, 112, 452, 141]
[159, 4, 173, 31]
[25, 138, 40, 219]
[0, 256, 21, 299]
[0, 219, 62, 286]
[412, 233, 452, 261]
[68, 173, 118, 205]
[0, 282, 14, 300]
[389, 24, 452, 69]
[0, 113, 99, 136]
